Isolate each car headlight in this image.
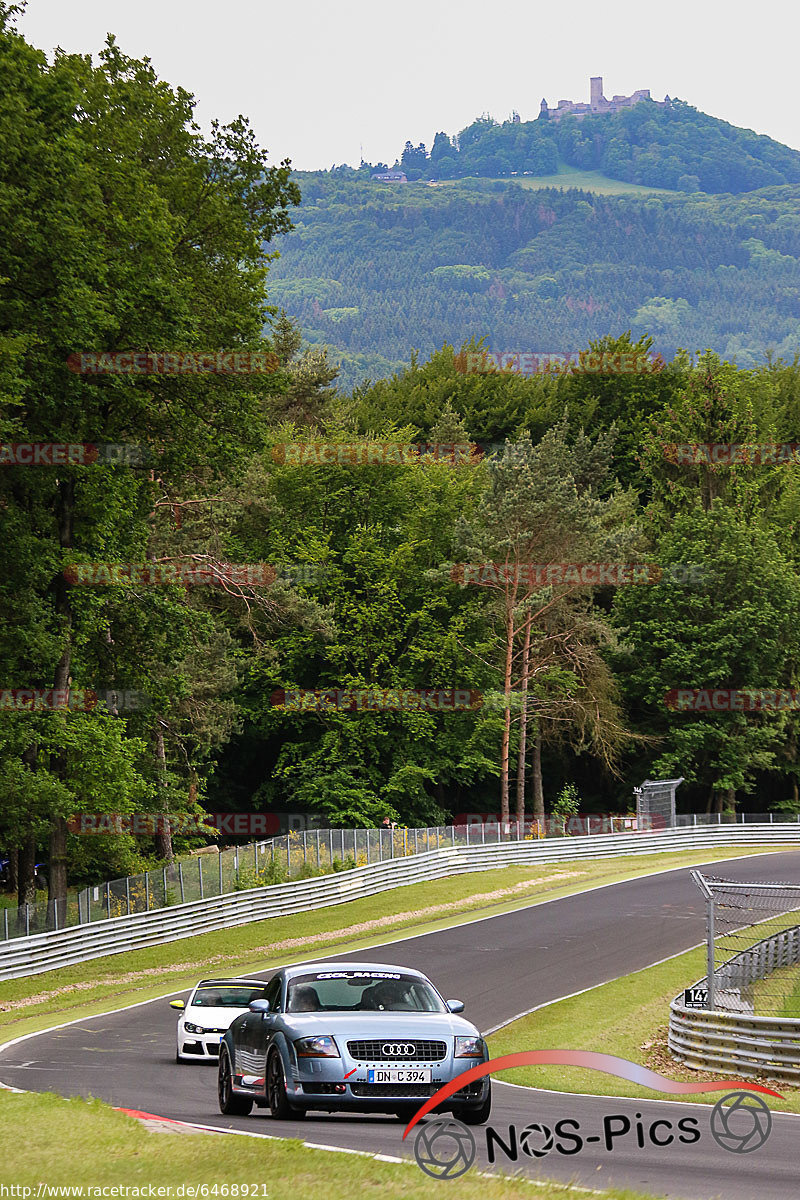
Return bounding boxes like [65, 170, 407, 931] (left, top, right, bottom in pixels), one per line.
[294, 1035, 340, 1058]
[184, 1022, 206, 1035]
[454, 1036, 485, 1058]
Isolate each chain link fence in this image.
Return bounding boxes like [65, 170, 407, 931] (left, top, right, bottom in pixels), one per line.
[3, 811, 799, 942]
[692, 870, 800, 1016]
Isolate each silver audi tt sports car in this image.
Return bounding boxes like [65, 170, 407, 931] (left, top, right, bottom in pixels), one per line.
[217, 961, 491, 1123]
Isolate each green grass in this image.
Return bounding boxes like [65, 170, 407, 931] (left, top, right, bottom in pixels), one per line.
[750, 959, 800, 1017]
[436, 164, 675, 196]
[0, 1090, 663, 1200]
[487, 943, 800, 1114]
[1, 844, 795, 1048]
[781, 970, 800, 1017]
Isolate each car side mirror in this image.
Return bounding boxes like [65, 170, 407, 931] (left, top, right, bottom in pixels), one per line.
[169, 999, 185, 1010]
[249, 1000, 272, 1014]
[446, 999, 465, 1013]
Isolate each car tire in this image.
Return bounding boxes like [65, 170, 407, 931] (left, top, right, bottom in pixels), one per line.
[456, 1082, 492, 1125]
[217, 1048, 253, 1117]
[175, 1048, 183, 1064]
[266, 1048, 305, 1119]
[393, 1106, 418, 1123]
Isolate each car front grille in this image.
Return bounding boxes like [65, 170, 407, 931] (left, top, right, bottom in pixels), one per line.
[349, 1083, 440, 1098]
[346, 1039, 447, 1061]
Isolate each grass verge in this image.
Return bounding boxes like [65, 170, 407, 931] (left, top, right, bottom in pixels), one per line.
[436, 165, 674, 196]
[0, 1088, 663, 1199]
[487, 943, 800, 1114]
[0, 844, 795, 1047]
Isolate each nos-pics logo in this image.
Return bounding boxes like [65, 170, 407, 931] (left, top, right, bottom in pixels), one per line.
[413, 1092, 772, 1180]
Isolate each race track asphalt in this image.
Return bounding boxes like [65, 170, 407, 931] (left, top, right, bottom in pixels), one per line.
[3, 849, 800, 1199]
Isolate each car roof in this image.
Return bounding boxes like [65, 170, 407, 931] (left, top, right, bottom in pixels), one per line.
[282, 961, 428, 981]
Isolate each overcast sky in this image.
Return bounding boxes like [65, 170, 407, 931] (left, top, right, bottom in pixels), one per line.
[18, 0, 800, 171]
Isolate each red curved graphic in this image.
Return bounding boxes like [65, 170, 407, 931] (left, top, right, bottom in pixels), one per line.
[402, 1050, 784, 1138]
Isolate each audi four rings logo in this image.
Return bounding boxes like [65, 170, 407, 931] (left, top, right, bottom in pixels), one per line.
[383, 1042, 416, 1056]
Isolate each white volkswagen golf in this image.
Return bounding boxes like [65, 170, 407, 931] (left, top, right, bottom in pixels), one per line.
[171, 978, 269, 1063]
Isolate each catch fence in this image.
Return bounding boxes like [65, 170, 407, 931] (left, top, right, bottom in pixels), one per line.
[2, 811, 797, 942]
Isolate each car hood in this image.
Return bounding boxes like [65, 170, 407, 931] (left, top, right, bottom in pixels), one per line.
[282, 1011, 481, 1038]
[184, 1006, 247, 1025]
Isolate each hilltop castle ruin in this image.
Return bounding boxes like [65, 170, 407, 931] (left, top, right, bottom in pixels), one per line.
[539, 77, 669, 121]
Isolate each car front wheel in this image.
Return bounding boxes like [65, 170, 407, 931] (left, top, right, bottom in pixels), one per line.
[266, 1049, 305, 1120]
[217, 1048, 253, 1117]
[455, 1081, 492, 1125]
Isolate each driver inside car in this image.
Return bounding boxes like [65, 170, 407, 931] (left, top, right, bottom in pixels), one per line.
[361, 980, 414, 1010]
[290, 985, 321, 1012]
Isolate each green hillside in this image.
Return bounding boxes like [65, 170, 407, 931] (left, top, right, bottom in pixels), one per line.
[267, 176, 800, 391]
[393, 99, 800, 194]
[433, 161, 674, 195]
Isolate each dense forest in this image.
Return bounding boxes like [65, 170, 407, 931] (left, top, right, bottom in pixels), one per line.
[4, 7, 800, 913]
[267, 176, 800, 393]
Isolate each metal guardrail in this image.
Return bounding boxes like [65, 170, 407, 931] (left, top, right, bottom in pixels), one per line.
[4, 819, 625, 941]
[6, 810, 795, 942]
[2, 823, 800, 982]
[669, 923, 800, 1083]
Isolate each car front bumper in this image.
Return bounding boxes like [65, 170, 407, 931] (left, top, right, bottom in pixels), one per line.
[178, 1029, 226, 1059]
[288, 1051, 489, 1110]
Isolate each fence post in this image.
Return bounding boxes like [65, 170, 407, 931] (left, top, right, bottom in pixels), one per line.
[219, 850, 224, 895]
[146, 871, 151, 912]
[106, 882, 111, 919]
[302, 829, 307, 866]
[340, 829, 345, 863]
[436, 826, 440, 851]
[125, 877, 131, 916]
[3, 907, 7, 941]
[414, 827, 419, 855]
[25, 904, 30, 936]
[254, 842, 258, 874]
[54, 900, 59, 932]
[198, 856, 204, 899]
[178, 862, 185, 903]
[707, 895, 716, 1011]
[367, 831, 371, 865]
[316, 829, 321, 870]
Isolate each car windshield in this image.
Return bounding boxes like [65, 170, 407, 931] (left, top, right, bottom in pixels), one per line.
[286, 970, 446, 1013]
[192, 985, 267, 1008]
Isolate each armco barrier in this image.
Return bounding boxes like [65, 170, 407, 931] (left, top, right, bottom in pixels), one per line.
[2, 824, 799, 981]
[669, 997, 800, 1084]
[669, 921, 800, 1083]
